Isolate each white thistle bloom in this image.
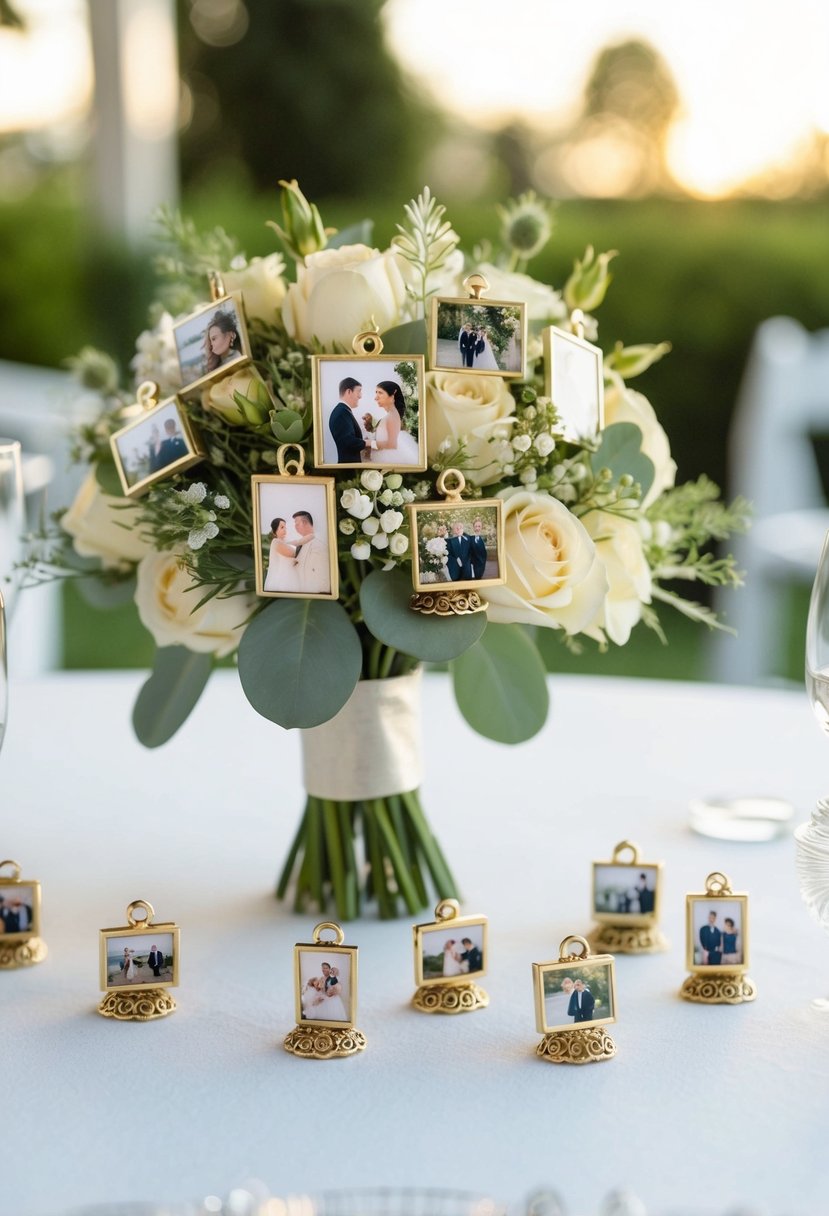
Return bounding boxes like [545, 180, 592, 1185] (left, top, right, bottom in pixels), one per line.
[188, 521, 219, 550]
[400, 488, 415, 503]
[414, 481, 431, 500]
[213, 494, 230, 509]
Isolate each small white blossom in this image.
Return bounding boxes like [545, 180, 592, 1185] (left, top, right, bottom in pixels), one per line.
[384, 473, 403, 489]
[524, 406, 537, 422]
[213, 494, 230, 509]
[382, 560, 396, 571]
[494, 440, 514, 464]
[351, 540, 372, 561]
[390, 492, 404, 507]
[378, 489, 394, 506]
[390, 532, 409, 556]
[493, 424, 512, 441]
[512, 434, 532, 453]
[520, 467, 537, 485]
[361, 516, 380, 536]
[653, 520, 674, 547]
[400, 488, 415, 503]
[534, 433, 555, 458]
[340, 488, 373, 519]
[178, 482, 208, 505]
[414, 481, 431, 500]
[503, 463, 515, 476]
[438, 437, 453, 453]
[380, 509, 404, 533]
[570, 462, 588, 480]
[371, 531, 390, 550]
[339, 518, 356, 535]
[360, 469, 384, 492]
[187, 521, 219, 550]
[552, 483, 577, 504]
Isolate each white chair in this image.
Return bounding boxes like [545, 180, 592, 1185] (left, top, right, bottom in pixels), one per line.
[713, 316, 829, 685]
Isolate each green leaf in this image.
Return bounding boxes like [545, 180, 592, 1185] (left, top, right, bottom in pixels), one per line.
[237, 598, 362, 728]
[95, 459, 123, 497]
[591, 422, 655, 499]
[329, 220, 374, 249]
[132, 646, 214, 748]
[360, 568, 486, 662]
[270, 409, 305, 443]
[77, 574, 137, 610]
[380, 319, 429, 356]
[451, 623, 549, 743]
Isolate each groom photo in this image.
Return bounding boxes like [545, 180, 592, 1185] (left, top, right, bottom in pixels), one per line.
[253, 478, 337, 599]
[410, 502, 503, 591]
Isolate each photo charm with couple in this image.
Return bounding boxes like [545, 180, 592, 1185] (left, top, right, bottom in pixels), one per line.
[411, 502, 503, 591]
[0, 884, 36, 937]
[297, 950, 354, 1025]
[689, 897, 746, 969]
[313, 356, 426, 471]
[253, 477, 336, 599]
[111, 396, 204, 498]
[431, 298, 527, 378]
[535, 957, 617, 1035]
[414, 911, 488, 988]
[101, 930, 177, 991]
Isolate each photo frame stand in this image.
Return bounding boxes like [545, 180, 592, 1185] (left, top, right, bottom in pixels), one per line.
[409, 469, 490, 617]
[536, 936, 617, 1065]
[0, 859, 47, 969]
[589, 842, 668, 955]
[679, 872, 757, 1005]
[284, 921, 366, 1059]
[97, 900, 178, 1022]
[412, 899, 489, 1015]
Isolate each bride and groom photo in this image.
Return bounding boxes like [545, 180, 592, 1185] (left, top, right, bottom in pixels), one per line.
[536, 958, 616, 1034]
[253, 477, 336, 598]
[432, 299, 526, 376]
[0, 885, 36, 936]
[593, 863, 660, 921]
[411, 503, 502, 590]
[297, 951, 354, 1024]
[103, 931, 176, 990]
[418, 923, 485, 982]
[314, 356, 425, 470]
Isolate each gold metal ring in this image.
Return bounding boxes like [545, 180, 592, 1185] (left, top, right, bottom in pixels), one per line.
[352, 330, 384, 356]
[209, 270, 226, 302]
[0, 859, 22, 881]
[276, 444, 306, 477]
[559, 934, 591, 962]
[126, 899, 155, 927]
[569, 308, 585, 339]
[462, 272, 490, 300]
[136, 381, 159, 410]
[611, 840, 641, 864]
[705, 871, 732, 896]
[312, 921, 345, 946]
[436, 468, 466, 500]
[434, 898, 461, 922]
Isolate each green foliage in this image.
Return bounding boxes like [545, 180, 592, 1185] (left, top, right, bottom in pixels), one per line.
[380, 319, 428, 355]
[132, 646, 214, 748]
[590, 422, 655, 501]
[359, 569, 486, 662]
[451, 624, 549, 743]
[392, 187, 459, 314]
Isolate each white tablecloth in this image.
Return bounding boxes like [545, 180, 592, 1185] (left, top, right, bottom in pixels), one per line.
[3, 672, 829, 1216]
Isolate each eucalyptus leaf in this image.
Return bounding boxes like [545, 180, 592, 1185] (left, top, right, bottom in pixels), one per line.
[95, 459, 123, 497]
[77, 573, 137, 610]
[451, 623, 549, 744]
[360, 568, 486, 662]
[591, 422, 655, 499]
[328, 220, 374, 249]
[132, 646, 213, 748]
[237, 599, 362, 729]
[380, 319, 429, 356]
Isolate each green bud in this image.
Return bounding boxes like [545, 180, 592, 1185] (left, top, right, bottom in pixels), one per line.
[268, 179, 330, 261]
[605, 340, 672, 380]
[564, 246, 618, 314]
[619, 473, 635, 488]
[521, 386, 537, 404]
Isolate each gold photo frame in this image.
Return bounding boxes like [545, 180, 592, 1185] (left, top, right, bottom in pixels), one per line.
[408, 497, 504, 593]
[413, 908, 488, 989]
[543, 325, 605, 442]
[533, 952, 617, 1036]
[430, 295, 527, 379]
[99, 906, 180, 994]
[592, 843, 663, 928]
[172, 291, 252, 396]
[0, 875, 41, 941]
[251, 460, 339, 600]
[312, 352, 427, 471]
[686, 877, 750, 975]
[294, 939, 359, 1029]
[110, 385, 205, 499]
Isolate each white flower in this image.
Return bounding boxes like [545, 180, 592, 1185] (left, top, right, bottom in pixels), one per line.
[534, 432, 555, 458]
[520, 467, 537, 485]
[360, 469, 384, 492]
[378, 489, 394, 505]
[361, 516, 380, 536]
[384, 473, 403, 489]
[187, 521, 219, 550]
[134, 550, 257, 657]
[371, 531, 390, 550]
[400, 488, 415, 503]
[425, 537, 448, 557]
[512, 434, 532, 453]
[426, 371, 516, 487]
[213, 494, 230, 509]
[222, 253, 286, 324]
[351, 540, 372, 561]
[340, 488, 373, 519]
[130, 312, 180, 396]
[485, 488, 608, 636]
[476, 263, 567, 324]
[604, 378, 677, 507]
[282, 244, 409, 348]
[380, 509, 404, 533]
[62, 472, 153, 570]
[339, 518, 356, 535]
[414, 481, 431, 500]
[390, 532, 409, 556]
[582, 511, 652, 645]
[178, 482, 207, 505]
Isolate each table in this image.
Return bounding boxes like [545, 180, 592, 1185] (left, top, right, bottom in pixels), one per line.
[3, 672, 829, 1216]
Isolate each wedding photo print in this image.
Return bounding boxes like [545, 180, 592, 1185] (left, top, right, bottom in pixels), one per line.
[110, 398, 202, 497]
[431, 299, 526, 377]
[296, 950, 355, 1025]
[543, 326, 604, 442]
[534, 958, 617, 1034]
[101, 931, 177, 991]
[252, 476, 337, 598]
[593, 863, 660, 922]
[0, 883, 38, 938]
[172, 294, 250, 393]
[688, 897, 747, 970]
[312, 356, 426, 470]
[415, 920, 486, 986]
[409, 502, 502, 591]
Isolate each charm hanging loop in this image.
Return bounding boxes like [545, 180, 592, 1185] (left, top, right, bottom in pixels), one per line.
[611, 840, 641, 865]
[276, 444, 307, 477]
[434, 898, 462, 922]
[126, 899, 155, 927]
[558, 934, 592, 963]
[208, 271, 226, 302]
[435, 467, 466, 503]
[352, 330, 385, 356]
[463, 273, 490, 300]
[135, 381, 159, 410]
[704, 871, 732, 897]
[312, 920, 346, 946]
[0, 859, 22, 881]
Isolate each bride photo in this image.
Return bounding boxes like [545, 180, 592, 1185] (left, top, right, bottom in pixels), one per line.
[253, 477, 337, 599]
[313, 355, 426, 470]
[297, 950, 355, 1024]
[431, 299, 526, 377]
[415, 919, 487, 984]
[103, 931, 176, 990]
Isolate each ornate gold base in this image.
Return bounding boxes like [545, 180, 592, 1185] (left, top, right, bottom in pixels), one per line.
[413, 981, 489, 1014]
[679, 972, 757, 1004]
[0, 936, 47, 969]
[283, 1024, 367, 1059]
[589, 923, 669, 954]
[409, 590, 486, 616]
[97, 988, 177, 1021]
[536, 1027, 617, 1064]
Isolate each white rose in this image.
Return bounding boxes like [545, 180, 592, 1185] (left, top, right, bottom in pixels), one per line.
[380, 509, 404, 533]
[476, 263, 567, 324]
[583, 511, 652, 645]
[361, 516, 380, 536]
[485, 488, 608, 636]
[426, 371, 516, 487]
[604, 378, 677, 507]
[134, 550, 257, 657]
[222, 254, 287, 324]
[384, 473, 403, 489]
[534, 432, 555, 457]
[62, 472, 153, 570]
[351, 540, 372, 561]
[340, 488, 373, 519]
[390, 532, 409, 556]
[371, 532, 389, 550]
[360, 469, 384, 492]
[282, 244, 409, 348]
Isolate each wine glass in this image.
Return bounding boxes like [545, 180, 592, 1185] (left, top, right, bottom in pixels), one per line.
[796, 527, 829, 1008]
[0, 437, 24, 756]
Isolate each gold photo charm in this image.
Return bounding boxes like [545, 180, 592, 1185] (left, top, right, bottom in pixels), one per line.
[589, 839, 668, 955]
[252, 445, 339, 600]
[0, 859, 47, 969]
[532, 935, 618, 1065]
[542, 308, 605, 443]
[284, 920, 366, 1059]
[109, 380, 205, 499]
[97, 899, 180, 1021]
[412, 898, 489, 1015]
[430, 272, 528, 380]
[680, 871, 756, 1005]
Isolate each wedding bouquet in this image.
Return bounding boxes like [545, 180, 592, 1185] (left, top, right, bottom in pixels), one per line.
[34, 181, 746, 919]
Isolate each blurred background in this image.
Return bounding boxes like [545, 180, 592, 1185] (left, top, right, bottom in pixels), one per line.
[1, 0, 828, 682]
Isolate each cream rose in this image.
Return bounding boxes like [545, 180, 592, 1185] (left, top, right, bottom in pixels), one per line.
[202, 367, 272, 427]
[282, 244, 409, 348]
[583, 511, 652, 646]
[62, 473, 153, 570]
[134, 551, 257, 657]
[222, 254, 286, 324]
[426, 371, 516, 486]
[486, 488, 608, 635]
[604, 379, 677, 507]
[476, 263, 566, 324]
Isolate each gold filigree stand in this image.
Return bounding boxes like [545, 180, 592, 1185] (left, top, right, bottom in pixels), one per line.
[413, 981, 489, 1014]
[283, 1024, 367, 1059]
[97, 988, 177, 1021]
[536, 1027, 617, 1065]
[679, 973, 757, 1005]
[589, 923, 669, 955]
[409, 590, 486, 616]
[0, 936, 48, 969]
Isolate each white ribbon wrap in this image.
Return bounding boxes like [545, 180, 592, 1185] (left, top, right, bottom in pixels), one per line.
[301, 670, 422, 801]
